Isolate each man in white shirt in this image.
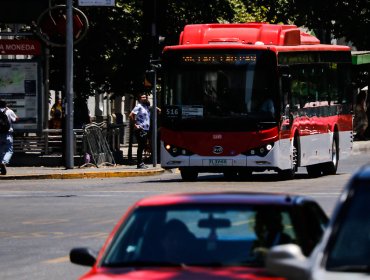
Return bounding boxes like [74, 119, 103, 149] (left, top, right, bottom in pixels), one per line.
[129, 94, 151, 169]
[0, 99, 19, 175]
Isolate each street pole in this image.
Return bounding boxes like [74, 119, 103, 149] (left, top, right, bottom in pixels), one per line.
[65, 0, 74, 168]
[151, 66, 157, 167]
[44, 47, 50, 130]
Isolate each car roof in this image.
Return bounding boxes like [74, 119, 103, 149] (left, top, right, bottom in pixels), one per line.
[134, 192, 313, 207]
[352, 165, 370, 180]
[330, 164, 370, 216]
[337, 165, 370, 204]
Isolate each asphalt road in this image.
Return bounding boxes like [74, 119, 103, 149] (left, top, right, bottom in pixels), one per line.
[0, 152, 368, 280]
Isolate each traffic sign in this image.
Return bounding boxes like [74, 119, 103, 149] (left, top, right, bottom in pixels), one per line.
[36, 5, 88, 47]
[78, 0, 115, 6]
[0, 40, 41, 55]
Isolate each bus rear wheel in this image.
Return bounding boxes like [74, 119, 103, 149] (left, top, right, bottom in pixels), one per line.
[307, 164, 322, 178]
[180, 168, 198, 181]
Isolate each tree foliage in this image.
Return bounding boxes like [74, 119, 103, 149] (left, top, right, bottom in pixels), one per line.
[46, 0, 369, 100]
[331, 0, 370, 50]
[49, 0, 145, 99]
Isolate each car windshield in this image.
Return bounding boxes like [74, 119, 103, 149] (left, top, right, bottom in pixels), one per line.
[326, 181, 370, 271]
[101, 204, 297, 267]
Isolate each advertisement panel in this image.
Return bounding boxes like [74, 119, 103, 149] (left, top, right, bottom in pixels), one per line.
[0, 40, 41, 55]
[0, 60, 41, 131]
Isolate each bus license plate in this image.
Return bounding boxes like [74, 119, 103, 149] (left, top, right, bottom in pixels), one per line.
[206, 159, 232, 166]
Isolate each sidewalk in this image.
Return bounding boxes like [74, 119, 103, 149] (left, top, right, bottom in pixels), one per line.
[0, 144, 166, 180]
[0, 141, 369, 180]
[0, 164, 166, 180]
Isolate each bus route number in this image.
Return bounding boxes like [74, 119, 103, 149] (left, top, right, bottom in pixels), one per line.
[165, 106, 180, 118]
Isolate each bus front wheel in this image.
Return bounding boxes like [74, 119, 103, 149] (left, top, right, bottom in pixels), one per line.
[224, 171, 238, 180]
[322, 135, 339, 175]
[279, 138, 298, 180]
[180, 168, 198, 181]
[238, 170, 253, 181]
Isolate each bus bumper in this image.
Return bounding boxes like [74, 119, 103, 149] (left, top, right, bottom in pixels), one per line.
[160, 140, 291, 171]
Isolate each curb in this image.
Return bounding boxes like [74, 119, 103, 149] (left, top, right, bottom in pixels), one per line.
[0, 169, 165, 180]
[352, 141, 370, 154]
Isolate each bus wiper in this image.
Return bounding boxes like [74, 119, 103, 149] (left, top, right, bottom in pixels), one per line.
[329, 264, 370, 272]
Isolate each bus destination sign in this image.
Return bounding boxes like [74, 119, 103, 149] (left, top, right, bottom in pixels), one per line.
[181, 54, 256, 64]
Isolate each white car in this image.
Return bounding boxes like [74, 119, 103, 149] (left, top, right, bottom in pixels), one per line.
[266, 164, 370, 280]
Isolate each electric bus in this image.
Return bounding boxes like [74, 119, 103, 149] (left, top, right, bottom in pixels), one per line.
[160, 23, 353, 181]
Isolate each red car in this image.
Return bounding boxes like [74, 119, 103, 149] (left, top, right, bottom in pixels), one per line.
[70, 192, 328, 279]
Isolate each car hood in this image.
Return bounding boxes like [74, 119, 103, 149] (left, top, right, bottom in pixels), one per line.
[312, 270, 370, 280]
[80, 266, 285, 280]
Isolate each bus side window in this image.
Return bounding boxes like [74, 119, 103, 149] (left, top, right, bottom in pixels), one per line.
[290, 79, 301, 110]
[290, 66, 308, 110]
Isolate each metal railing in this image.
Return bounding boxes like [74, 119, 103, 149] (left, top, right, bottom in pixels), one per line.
[82, 123, 115, 167]
[13, 122, 124, 157]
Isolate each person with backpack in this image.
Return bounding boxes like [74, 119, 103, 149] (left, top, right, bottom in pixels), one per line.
[0, 99, 18, 175]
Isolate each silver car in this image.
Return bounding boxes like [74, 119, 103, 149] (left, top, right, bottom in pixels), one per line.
[266, 164, 370, 280]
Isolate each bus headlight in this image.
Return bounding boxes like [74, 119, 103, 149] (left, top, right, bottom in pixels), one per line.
[164, 143, 193, 157]
[243, 142, 274, 157]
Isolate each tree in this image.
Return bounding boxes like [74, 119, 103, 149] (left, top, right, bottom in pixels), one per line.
[48, 0, 146, 99]
[46, 0, 369, 102]
[273, 0, 369, 48]
[331, 0, 370, 50]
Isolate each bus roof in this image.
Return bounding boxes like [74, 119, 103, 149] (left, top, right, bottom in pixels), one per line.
[163, 23, 350, 53]
[163, 43, 350, 53]
[179, 23, 317, 46]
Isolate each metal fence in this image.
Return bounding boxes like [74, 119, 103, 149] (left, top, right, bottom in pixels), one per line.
[82, 123, 116, 167]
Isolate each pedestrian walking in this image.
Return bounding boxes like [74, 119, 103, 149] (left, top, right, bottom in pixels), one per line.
[73, 96, 91, 129]
[0, 99, 19, 175]
[354, 90, 368, 141]
[129, 94, 151, 169]
[49, 96, 63, 129]
[363, 87, 370, 138]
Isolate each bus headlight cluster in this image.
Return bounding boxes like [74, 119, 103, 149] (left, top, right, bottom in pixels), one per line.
[243, 143, 274, 157]
[164, 143, 193, 157]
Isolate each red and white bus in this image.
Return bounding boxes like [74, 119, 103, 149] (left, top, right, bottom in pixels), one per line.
[160, 23, 353, 181]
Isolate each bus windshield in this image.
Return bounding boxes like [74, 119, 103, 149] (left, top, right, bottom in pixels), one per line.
[163, 50, 278, 121]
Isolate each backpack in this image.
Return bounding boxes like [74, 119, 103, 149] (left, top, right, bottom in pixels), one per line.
[0, 109, 10, 133]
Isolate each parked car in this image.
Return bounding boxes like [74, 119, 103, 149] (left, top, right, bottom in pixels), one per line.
[266, 165, 370, 280]
[70, 192, 328, 279]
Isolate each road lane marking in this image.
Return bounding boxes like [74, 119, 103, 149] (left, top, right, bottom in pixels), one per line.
[0, 231, 108, 239]
[22, 219, 69, 225]
[43, 256, 70, 264]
